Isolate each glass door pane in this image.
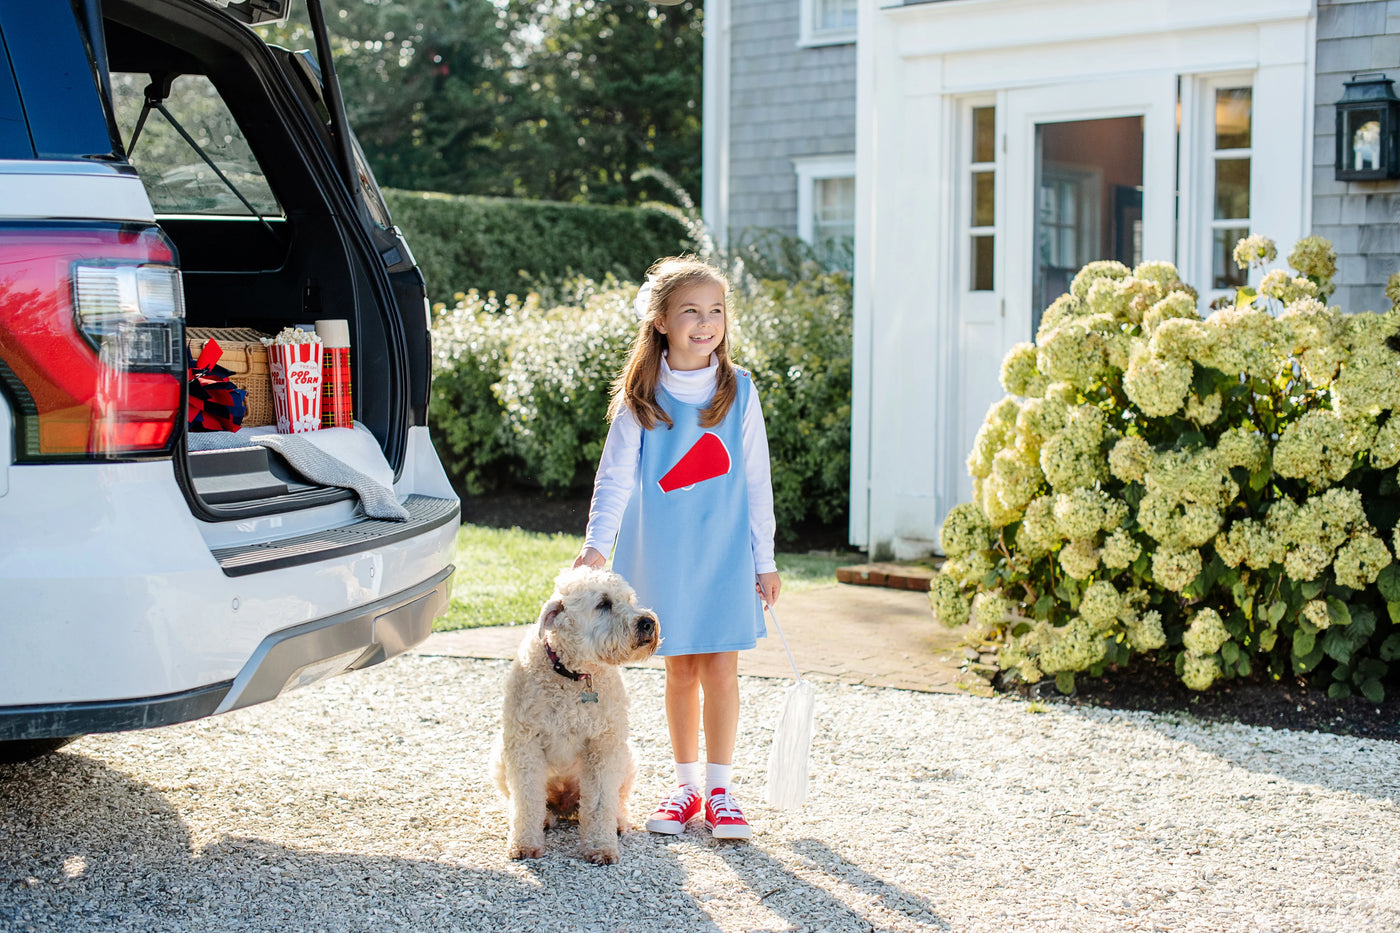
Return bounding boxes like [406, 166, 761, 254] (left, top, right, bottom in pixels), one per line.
[1031, 116, 1144, 332]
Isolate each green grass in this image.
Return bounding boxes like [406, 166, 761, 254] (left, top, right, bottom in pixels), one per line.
[436, 525, 851, 632]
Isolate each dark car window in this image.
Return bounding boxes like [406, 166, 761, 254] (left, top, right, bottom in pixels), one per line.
[0, 23, 32, 158]
[109, 71, 282, 216]
[0, 0, 114, 160]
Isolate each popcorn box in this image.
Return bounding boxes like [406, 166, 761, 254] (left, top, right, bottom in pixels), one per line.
[268, 340, 324, 433]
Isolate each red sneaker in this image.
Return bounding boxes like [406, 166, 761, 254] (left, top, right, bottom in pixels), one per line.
[704, 788, 752, 840]
[645, 785, 702, 834]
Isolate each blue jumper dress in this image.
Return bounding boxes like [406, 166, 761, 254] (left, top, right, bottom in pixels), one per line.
[611, 372, 767, 657]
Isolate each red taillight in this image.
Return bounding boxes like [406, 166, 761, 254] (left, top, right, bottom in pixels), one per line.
[0, 223, 185, 460]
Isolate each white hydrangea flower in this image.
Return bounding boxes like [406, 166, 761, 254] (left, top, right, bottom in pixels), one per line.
[1274, 410, 1373, 487]
[1059, 538, 1102, 580]
[1036, 617, 1108, 673]
[1070, 260, 1131, 300]
[1017, 496, 1060, 556]
[1126, 609, 1166, 651]
[1000, 342, 1047, 397]
[1108, 435, 1152, 484]
[1123, 343, 1191, 417]
[939, 501, 993, 559]
[1039, 405, 1111, 491]
[1079, 580, 1122, 631]
[1302, 599, 1331, 630]
[1215, 426, 1270, 474]
[1182, 653, 1221, 691]
[1182, 607, 1230, 656]
[971, 591, 1011, 634]
[929, 572, 971, 628]
[1101, 529, 1142, 569]
[1334, 534, 1392, 590]
[1371, 417, 1400, 469]
[1151, 548, 1201, 592]
[1185, 392, 1223, 425]
[1232, 234, 1277, 270]
[1141, 291, 1201, 334]
[1214, 517, 1280, 570]
[967, 396, 1022, 479]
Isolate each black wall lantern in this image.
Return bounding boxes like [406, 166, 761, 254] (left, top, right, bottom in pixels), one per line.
[1336, 72, 1400, 181]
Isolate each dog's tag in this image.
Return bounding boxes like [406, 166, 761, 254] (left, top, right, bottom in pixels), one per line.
[579, 691, 599, 704]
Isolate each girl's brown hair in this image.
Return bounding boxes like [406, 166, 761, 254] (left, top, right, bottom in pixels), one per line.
[608, 256, 737, 430]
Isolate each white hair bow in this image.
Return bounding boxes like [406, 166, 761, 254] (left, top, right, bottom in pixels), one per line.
[633, 276, 655, 320]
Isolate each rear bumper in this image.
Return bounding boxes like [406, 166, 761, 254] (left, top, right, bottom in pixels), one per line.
[0, 566, 453, 741]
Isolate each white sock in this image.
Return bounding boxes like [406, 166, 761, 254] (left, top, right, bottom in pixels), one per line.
[706, 762, 733, 795]
[676, 760, 703, 790]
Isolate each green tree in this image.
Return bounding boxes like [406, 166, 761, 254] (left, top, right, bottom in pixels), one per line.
[262, 0, 518, 195]
[260, 0, 702, 205]
[504, 0, 703, 204]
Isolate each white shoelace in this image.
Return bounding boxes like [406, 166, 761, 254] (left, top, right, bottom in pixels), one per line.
[658, 786, 700, 816]
[708, 790, 744, 820]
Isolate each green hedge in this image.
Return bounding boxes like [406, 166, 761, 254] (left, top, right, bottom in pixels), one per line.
[383, 189, 691, 306]
[429, 274, 853, 540]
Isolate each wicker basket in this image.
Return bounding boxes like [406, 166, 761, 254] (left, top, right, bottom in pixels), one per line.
[187, 327, 275, 427]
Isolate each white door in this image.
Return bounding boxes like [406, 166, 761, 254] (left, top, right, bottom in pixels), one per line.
[1003, 75, 1177, 344]
[952, 75, 1176, 506]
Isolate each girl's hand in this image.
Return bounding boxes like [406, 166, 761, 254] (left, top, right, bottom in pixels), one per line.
[756, 571, 781, 608]
[574, 547, 606, 570]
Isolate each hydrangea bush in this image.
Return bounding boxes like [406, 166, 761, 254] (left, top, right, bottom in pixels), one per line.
[428, 272, 853, 536]
[931, 235, 1400, 700]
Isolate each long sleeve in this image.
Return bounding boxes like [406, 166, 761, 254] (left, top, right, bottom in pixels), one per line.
[742, 382, 777, 574]
[582, 408, 642, 557]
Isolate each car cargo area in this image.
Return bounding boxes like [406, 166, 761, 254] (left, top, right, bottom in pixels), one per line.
[100, 0, 420, 518]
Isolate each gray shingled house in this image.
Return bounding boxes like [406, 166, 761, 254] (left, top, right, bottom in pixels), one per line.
[702, 0, 1400, 560]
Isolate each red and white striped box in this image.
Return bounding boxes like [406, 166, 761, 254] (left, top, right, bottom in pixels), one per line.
[268, 340, 324, 434]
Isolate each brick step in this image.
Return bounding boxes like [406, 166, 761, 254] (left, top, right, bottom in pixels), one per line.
[836, 562, 935, 592]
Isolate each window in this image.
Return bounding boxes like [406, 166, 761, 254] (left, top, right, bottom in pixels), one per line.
[1208, 85, 1252, 290]
[794, 155, 855, 270]
[969, 106, 996, 291]
[800, 0, 857, 46]
[814, 176, 855, 253]
[109, 72, 281, 217]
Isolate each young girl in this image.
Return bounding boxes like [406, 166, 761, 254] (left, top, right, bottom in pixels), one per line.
[573, 256, 780, 841]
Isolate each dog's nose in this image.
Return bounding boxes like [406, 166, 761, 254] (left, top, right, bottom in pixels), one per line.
[637, 616, 657, 637]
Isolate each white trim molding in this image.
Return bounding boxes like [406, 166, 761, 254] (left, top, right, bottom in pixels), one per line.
[701, 0, 732, 247]
[792, 154, 857, 243]
[799, 0, 858, 48]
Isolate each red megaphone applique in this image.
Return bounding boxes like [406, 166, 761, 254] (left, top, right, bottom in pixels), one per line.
[658, 432, 732, 493]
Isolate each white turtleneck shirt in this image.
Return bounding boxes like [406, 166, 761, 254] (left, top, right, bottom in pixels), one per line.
[582, 353, 777, 574]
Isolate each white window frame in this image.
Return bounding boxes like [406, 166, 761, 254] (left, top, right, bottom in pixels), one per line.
[799, 0, 857, 48]
[794, 154, 856, 244]
[1181, 72, 1255, 304]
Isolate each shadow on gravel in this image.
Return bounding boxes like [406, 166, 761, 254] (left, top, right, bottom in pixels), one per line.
[5, 749, 948, 932]
[716, 837, 950, 931]
[0, 752, 543, 932]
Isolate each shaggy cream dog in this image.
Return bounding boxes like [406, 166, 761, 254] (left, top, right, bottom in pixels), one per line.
[491, 566, 661, 864]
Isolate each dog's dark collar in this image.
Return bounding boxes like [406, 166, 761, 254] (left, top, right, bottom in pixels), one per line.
[543, 639, 594, 690]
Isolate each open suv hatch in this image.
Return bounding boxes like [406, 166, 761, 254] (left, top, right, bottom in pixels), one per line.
[0, 0, 461, 762]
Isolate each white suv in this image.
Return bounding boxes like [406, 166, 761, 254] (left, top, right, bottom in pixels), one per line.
[0, 0, 460, 762]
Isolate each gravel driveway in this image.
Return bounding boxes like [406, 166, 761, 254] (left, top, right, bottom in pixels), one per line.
[2, 654, 1398, 932]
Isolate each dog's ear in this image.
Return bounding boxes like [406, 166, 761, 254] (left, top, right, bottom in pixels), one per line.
[537, 597, 566, 637]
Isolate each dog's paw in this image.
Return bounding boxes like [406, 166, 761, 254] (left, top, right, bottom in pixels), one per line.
[583, 846, 620, 865]
[508, 842, 545, 860]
